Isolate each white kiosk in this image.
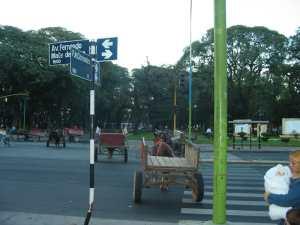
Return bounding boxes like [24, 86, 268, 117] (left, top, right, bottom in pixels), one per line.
[281, 118, 300, 139]
[229, 119, 269, 149]
[282, 118, 300, 135]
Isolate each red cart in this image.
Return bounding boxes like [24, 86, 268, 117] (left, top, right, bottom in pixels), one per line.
[95, 132, 128, 163]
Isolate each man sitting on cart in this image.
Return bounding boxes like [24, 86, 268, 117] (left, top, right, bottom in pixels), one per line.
[152, 133, 175, 157]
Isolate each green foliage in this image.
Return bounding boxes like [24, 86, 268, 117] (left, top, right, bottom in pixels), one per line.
[281, 137, 290, 143]
[0, 26, 131, 129]
[177, 25, 300, 128]
[131, 64, 178, 129]
[261, 132, 270, 141]
[0, 24, 300, 131]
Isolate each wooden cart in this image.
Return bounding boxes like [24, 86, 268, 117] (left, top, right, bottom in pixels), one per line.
[95, 132, 128, 163]
[46, 129, 66, 148]
[133, 138, 204, 203]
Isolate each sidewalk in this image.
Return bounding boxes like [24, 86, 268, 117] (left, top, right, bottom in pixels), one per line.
[0, 211, 176, 225]
[0, 211, 274, 225]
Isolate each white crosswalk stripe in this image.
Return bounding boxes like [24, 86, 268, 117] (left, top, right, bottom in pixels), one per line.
[181, 208, 268, 217]
[204, 185, 264, 191]
[203, 175, 263, 181]
[182, 198, 266, 206]
[184, 190, 263, 198]
[180, 165, 273, 224]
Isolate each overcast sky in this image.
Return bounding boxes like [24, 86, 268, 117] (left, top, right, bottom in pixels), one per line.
[0, 0, 299, 70]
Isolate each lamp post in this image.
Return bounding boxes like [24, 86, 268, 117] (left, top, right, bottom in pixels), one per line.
[188, 0, 193, 140]
[0, 92, 29, 129]
[22, 96, 29, 129]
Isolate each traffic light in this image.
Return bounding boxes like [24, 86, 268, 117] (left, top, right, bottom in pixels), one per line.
[179, 73, 186, 90]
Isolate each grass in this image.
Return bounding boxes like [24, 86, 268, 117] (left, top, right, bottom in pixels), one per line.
[260, 138, 300, 147]
[127, 131, 154, 141]
[126, 131, 300, 147]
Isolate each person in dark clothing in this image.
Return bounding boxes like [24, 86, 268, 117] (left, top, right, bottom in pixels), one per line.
[152, 134, 175, 157]
[265, 150, 300, 225]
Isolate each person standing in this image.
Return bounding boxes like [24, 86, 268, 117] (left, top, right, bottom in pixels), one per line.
[265, 150, 300, 224]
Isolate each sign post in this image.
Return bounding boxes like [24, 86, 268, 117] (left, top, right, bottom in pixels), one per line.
[49, 38, 117, 225]
[70, 49, 93, 81]
[49, 40, 89, 65]
[96, 37, 118, 61]
[84, 41, 96, 225]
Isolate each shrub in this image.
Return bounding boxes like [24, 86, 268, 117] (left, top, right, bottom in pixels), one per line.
[281, 137, 290, 143]
[261, 132, 270, 142]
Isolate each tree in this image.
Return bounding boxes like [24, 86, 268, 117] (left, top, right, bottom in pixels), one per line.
[132, 64, 179, 130]
[177, 25, 291, 128]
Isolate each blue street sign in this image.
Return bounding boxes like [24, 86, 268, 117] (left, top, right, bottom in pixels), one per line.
[49, 40, 89, 65]
[96, 37, 118, 61]
[70, 49, 92, 81]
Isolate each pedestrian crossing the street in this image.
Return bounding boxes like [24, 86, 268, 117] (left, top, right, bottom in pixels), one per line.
[180, 165, 276, 225]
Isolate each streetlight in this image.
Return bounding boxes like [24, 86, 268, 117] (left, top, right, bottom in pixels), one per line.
[22, 96, 29, 129]
[0, 92, 29, 129]
[188, 0, 193, 140]
[193, 104, 198, 127]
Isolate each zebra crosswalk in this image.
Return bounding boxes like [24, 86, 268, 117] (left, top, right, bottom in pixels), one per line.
[180, 164, 277, 225]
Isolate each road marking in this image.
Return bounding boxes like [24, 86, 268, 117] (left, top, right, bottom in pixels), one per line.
[204, 185, 264, 191]
[179, 220, 274, 225]
[181, 208, 268, 217]
[203, 175, 263, 181]
[203, 180, 262, 185]
[182, 198, 267, 206]
[203, 173, 263, 178]
[184, 191, 263, 198]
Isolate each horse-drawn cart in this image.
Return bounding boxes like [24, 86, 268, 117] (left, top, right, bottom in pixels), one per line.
[95, 132, 128, 163]
[133, 138, 204, 203]
[46, 129, 66, 148]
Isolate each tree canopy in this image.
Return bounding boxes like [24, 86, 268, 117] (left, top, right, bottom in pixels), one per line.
[0, 25, 299, 132]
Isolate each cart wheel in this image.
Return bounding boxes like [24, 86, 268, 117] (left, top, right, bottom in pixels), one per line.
[124, 148, 128, 163]
[192, 172, 204, 202]
[133, 171, 143, 203]
[46, 140, 49, 147]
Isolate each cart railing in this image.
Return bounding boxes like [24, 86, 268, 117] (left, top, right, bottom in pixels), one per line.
[184, 141, 200, 169]
[140, 138, 199, 171]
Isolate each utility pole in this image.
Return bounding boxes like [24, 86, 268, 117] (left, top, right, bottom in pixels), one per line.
[188, 0, 193, 140]
[173, 75, 177, 135]
[212, 0, 228, 224]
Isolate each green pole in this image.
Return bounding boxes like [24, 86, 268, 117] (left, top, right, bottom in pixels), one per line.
[212, 0, 228, 224]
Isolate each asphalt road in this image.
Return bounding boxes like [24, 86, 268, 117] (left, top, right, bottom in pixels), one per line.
[0, 141, 185, 224]
[0, 141, 295, 225]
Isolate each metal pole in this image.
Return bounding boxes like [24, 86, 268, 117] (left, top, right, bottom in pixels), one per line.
[173, 79, 177, 136]
[188, 0, 193, 140]
[84, 43, 96, 225]
[213, 0, 227, 223]
[23, 98, 26, 129]
[258, 124, 261, 149]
